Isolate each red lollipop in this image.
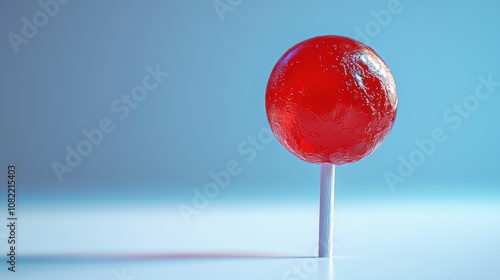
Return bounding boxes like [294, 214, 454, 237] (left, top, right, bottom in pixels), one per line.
[265, 35, 397, 257]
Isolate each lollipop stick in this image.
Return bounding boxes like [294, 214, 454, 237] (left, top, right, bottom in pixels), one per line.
[319, 163, 335, 258]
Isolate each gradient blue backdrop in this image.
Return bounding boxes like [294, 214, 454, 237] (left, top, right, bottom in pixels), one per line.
[1, 1, 500, 279]
[1, 0, 499, 206]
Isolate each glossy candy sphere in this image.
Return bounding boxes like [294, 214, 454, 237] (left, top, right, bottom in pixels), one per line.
[266, 35, 398, 165]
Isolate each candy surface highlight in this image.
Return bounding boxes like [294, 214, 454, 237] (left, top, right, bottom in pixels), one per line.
[266, 35, 397, 165]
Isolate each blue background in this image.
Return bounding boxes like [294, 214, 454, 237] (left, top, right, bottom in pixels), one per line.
[1, 0, 499, 202]
[0, 1, 499, 279]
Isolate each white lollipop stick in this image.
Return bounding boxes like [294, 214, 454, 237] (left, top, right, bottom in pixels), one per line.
[318, 163, 335, 258]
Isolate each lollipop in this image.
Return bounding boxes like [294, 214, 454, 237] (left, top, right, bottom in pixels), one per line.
[265, 35, 397, 258]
